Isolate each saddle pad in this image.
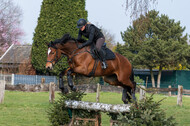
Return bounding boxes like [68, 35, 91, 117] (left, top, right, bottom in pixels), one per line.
[104, 48, 115, 60]
[90, 45, 116, 60]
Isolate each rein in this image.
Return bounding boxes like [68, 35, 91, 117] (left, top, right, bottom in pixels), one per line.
[47, 39, 91, 65]
[68, 45, 91, 63]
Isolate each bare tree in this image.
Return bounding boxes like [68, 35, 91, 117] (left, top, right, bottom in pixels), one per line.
[125, 0, 157, 20]
[101, 28, 116, 50]
[0, 0, 24, 52]
[95, 24, 115, 50]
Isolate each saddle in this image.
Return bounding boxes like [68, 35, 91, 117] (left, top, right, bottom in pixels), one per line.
[90, 43, 115, 60]
[87, 43, 115, 77]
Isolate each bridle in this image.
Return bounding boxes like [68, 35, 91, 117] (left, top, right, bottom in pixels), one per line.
[46, 40, 91, 65]
[46, 47, 60, 64]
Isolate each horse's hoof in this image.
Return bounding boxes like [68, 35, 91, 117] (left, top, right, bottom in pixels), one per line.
[64, 88, 69, 94]
[123, 101, 128, 104]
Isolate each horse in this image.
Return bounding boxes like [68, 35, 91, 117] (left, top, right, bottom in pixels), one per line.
[46, 34, 136, 104]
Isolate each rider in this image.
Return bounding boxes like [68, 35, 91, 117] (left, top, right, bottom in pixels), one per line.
[77, 18, 107, 69]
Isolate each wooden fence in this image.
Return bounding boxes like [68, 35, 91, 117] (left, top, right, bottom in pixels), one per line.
[139, 85, 190, 107]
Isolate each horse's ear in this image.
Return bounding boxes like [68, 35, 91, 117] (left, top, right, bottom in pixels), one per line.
[47, 41, 54, 48]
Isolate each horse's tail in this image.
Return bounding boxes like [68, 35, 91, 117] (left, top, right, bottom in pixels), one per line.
[130, 68, 136, 91]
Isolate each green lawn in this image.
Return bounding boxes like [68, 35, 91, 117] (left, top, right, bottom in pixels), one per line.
[0, 91, 190, 126]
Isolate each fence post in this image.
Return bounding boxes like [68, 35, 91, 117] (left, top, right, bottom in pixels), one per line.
[96, 83, 101, 103]
[146, 76, 148, 88]
[41, 78, 45, 91]
[96, 83, 101, 125]
[35, 75, 37, 85]
[11, 74, 14, 85]
[0, 80, 5, 104]
[49, 82, 55, 103]
[177, 85, 183, 106]
[54, 76, 56, 84]
[168, 85, 171, 96]
[139, 85, 146, 100]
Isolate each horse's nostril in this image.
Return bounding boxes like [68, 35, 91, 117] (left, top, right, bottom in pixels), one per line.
[46, 63, 52, 69]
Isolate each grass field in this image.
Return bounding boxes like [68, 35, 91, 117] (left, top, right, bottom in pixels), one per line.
[0, 91, 190, 126]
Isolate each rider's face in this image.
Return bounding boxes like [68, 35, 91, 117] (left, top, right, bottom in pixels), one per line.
[80, 25, 86, 31]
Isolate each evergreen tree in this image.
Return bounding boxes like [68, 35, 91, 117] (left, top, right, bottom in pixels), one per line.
[31, 0, 87, 74]
[118, 10, 188, 88]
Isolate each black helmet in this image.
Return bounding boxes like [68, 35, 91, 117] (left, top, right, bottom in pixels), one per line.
[77, 18, 87, 28]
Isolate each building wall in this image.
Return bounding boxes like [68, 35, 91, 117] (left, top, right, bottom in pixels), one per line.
[0, 62, 36, 75]
[134, 69, 190, 89]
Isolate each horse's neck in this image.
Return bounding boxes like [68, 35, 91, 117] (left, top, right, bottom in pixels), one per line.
[61, 42, 78, 55]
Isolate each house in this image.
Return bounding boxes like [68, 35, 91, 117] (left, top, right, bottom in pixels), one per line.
[0, 44, 36, 75]
[134, 69, 190, 90]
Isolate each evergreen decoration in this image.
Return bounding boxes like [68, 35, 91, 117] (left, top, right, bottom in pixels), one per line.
[31, 0, 87, 74]
[47, 91, 100, 126]
[48, 92, 176, 126]
[47, 91, 86, 126]
[110, 94, 177, 126]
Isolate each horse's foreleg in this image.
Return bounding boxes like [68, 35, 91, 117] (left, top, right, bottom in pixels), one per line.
[67, 69, 76, 91]
[59, 71, 68, 94]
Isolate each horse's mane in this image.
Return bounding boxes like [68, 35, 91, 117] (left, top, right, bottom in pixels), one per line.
[59, 34, 75, 44]
[49, 34, 86, 47]
[59, 33, 86, 43]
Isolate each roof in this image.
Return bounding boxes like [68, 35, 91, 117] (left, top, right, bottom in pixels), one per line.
[0, 44, 32, 64]
[134, 69, 159, 75]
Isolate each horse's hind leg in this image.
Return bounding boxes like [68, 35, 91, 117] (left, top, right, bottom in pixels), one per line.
[119, 69, 137, 102]
[130, 70, 137, 101]
[122, 86, 132, 104]
[67, 69, 76, 91]
[122, 87, 128, 104]
[131, 82, 136, 101]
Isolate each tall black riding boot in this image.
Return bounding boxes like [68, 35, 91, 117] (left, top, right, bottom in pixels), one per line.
[98, 50, 108, 69]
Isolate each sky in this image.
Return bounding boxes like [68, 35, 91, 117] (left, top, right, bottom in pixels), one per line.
[12, 0, 190, 44]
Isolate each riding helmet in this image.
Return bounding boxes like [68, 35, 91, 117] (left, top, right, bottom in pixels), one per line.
[77, 18, 87, 28]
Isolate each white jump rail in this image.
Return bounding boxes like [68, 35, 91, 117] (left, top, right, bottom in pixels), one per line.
[65, 100, 130, 113]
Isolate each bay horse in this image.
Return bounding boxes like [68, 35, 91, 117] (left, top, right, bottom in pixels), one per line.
[46, 34, 136, 104]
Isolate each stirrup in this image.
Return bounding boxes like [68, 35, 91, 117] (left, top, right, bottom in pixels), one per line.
[101, 62, 107, 69]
